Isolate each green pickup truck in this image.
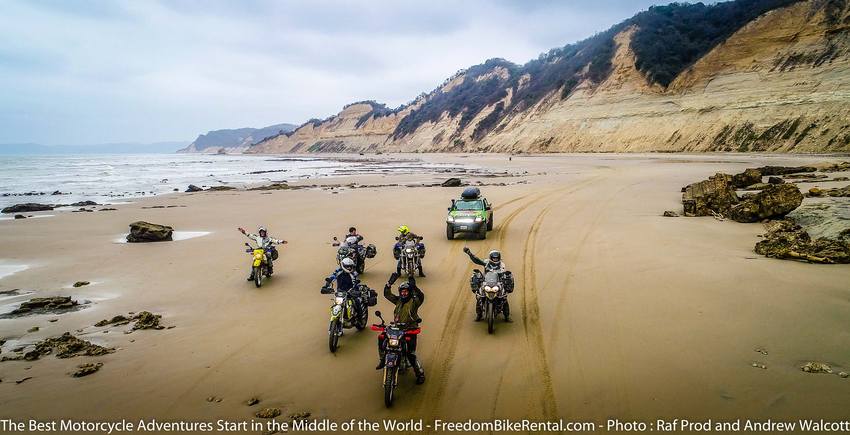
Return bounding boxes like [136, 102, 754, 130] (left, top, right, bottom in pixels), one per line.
[446, 187, 493, 240]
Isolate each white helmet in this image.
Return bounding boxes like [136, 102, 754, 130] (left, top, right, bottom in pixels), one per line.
[345, 236, 359, 245]
[341, 257, 355, 271]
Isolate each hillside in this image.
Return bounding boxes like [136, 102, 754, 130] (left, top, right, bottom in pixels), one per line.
[247, 0, 850, 154]
[179, 123, 296, 153]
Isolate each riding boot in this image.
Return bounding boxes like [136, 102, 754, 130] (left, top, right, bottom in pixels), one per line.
[376, 348, 386, 370]
[418, 261, 426, 277]
[247, 268, 255, 281]
[475, 298, 484, 321]
[503, 299, 513, 322]
[412, 356, 425, 384]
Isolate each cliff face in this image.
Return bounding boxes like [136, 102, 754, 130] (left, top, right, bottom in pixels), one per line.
[248, 0, 850, 154]
[179, 123, 295, 154]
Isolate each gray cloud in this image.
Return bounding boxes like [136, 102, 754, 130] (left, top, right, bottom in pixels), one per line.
[0, 0, 677, 145]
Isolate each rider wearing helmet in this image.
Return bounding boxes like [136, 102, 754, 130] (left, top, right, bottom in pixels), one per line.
[239, 226, 287, 280]
[376, 272, 425, 384]
[393, 225, 426, 277]
[323, 257, 364, 332]
[463, 247, 511, 322]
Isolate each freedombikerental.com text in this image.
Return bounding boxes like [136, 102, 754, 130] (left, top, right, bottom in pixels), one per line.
[3, 418, 850, 433]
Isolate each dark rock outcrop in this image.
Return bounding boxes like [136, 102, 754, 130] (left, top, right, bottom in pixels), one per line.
[30, 332, 115, 360]
[72, 362, 103, 377]
[681, 173, 738, 217]
[132, 311, 164, 330]
[754, 219, 850, 264]
[731, 168, 762, 188]
[1, 203, 54, 214]
[127, 221, 173, 242]
[767, 176, 784, 185]
[728, 184, 803, 223]
[185, 185, 203, 192]
[756, 166, 816, 176]
[441, 178, 463, 187]
[4, 297, 79, 317]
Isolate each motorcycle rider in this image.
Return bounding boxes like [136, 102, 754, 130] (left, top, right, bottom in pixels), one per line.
[323, 257, 364, 332]
[463, 247, 512, 322]
[239, 226, 287, 280]
[376, 272, 425, 384]
[393, 225, 426, 277]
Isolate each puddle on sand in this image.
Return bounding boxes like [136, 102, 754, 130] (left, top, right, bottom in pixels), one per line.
[0, 264, 28, 280]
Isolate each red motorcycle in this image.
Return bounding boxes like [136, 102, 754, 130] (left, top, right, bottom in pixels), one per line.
[371, 311, 422, 407]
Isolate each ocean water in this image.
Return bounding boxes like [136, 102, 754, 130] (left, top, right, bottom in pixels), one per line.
[0, 154, 466, 210]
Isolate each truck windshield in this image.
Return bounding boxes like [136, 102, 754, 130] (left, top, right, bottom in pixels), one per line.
[454, 200, 484, 211]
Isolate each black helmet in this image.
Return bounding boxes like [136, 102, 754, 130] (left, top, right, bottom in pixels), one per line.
[489, 250, 501, 263]
[398, 282, 411, 300]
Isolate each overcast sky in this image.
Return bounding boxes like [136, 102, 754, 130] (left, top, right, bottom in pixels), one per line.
[1, 0, 674, 145]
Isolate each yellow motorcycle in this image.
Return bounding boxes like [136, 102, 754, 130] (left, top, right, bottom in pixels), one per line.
[245, 243, 273, 288]
[320, 283, 376, 353]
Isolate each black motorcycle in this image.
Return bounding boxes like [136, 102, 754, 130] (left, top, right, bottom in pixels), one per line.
[371, 311, 422, 407]
[472, 269, 513, 334]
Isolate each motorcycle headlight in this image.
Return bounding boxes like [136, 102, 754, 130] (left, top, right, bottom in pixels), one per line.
[405, 248, 413, 253]
[484, 286, 492, 292]
[331, 305, 342, 315]
[335, 297, 344, 304]
[388, 338, 400, 347]
[254, 253, 264, 260]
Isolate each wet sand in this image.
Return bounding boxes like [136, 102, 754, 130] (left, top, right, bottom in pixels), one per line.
[0, 153, 849, 432]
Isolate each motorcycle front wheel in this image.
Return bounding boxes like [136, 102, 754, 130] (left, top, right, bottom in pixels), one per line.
[383, 366, 398, 408]
[486, 301, 495, 334]
[328, 321, 340, 353]
[355, 308, 368, 331]
[254, 266, 262, 288]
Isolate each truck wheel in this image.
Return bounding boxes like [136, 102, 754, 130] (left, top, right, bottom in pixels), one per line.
[487, 213, 494, 231]
[478, 225, 487, 240]
[446, 224, 454, 240]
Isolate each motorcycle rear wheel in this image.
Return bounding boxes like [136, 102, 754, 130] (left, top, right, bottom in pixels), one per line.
[328, 321, 340, 353]
[254, 266, 262, 288]
[383, 366, 398, 408]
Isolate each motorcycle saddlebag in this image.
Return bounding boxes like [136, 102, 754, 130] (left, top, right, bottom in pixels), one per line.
[367, 288, 378, 307]
[470, 270, 484, 292]
[365, 244, 377, 259]
[502, 271, 515, 293]
[417, 244, 426, 258]
[270, 247, 279, 261]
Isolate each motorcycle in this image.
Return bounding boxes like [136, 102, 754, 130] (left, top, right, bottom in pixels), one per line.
[321, 283, 376, 353]
[472, 269, 513, 334]
[244, 242, 275, 288]
[397, 240, 422, 277]
[371, 311, 422, 407]
[334, 236, 377, 274]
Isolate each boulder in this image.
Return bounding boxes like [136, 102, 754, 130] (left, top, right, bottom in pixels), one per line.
[1, 203, 54, 214]
[662, 210, 679, 217]
[11, 297, 78, 315]
[255, 408, 281, 419]
[731, 168, 762, 188]
[728, 184, 803, 223]
[826, 185, 850, 197]
[127, 221, 173, 243]
[132, 311, 164, 330]
[14, 214, 26, 219]
[807, 187, 825, 197]
[69, 201, 98, 207]
[681, 173, 738, 217]
[32, 332, 115, 359]
[185, 185, 203, 192]
[441, 178, 463, 187]
[767, 176, 784, 185]
[73, 281, 90, 288]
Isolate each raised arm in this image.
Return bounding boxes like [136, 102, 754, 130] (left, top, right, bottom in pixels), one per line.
[463, 247, 487, 266]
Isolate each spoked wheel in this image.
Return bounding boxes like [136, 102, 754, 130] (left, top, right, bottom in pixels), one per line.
[383, 366, 398, 408]
[328, 321, 340, 353]
[254, 266, 262, 288]
[486, 302, 495, 334]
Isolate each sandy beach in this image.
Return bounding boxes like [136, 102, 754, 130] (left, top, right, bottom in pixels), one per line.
[1, 153, 849, 432]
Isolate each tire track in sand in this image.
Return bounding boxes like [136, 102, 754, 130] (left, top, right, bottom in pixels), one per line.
[415, 192, 547, 419]
[520, 204, 559, 419]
